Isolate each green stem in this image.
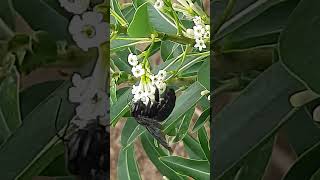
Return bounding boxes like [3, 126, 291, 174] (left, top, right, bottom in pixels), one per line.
[110, 24, 195, 45]
[110, 9, 128, 27]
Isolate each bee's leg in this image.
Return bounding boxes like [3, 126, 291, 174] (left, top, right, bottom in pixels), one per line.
[145, 126, 172, 152]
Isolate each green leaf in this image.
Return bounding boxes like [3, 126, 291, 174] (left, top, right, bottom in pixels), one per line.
[117, 145, 142, 180]
[279, 0, 320, 94]
[133, 0, 147, 9]
[159, 156, 210, 180]
[197, 59, 210, 90]
[111, 88, 131, 126]
[163, 81, 205, 133]
[183, 134, 207, 160]
[160, 41, 182, 62]
[0, 67, 21, 134]
[173, 107, 194, 142]
[122, 5, 135, 23]
[147, 4, 177, 35]
[127, 2, 153, 38]
[111, 37, 153, 51]
[226, 137, 274, 180]
[0, 81, 74, 179]
[213, 62, 303, 178]
[283, 140, 320, 180]
[16, 139, 65, 179]
[192, 107, 210, 132]
[198, 127, 210, 162]
[215, 0, 288, 41]
[20, 80, 64, 118]
[284, 107, 320, 156]
[121, 118, 146, 149]
[216, 0, 299, 52]
[12, 0, 70, 41]
[140, 133, 187, 180]
[0, 0, 16, 30]
[111, 0, 127, 24]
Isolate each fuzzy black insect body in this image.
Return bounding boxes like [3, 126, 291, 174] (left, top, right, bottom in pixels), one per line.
[131, 88, 176, 151]
[55, 99, 109, 180]
[65, 122, 109, 179]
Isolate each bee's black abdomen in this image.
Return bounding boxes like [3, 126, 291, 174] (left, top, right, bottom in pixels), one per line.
[155, 88, 176, 122]
[66, 123, 109, 179]
[131, 88, 176, 151]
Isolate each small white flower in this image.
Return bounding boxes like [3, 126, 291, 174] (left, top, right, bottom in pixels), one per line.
[163, 176, 169, 180]
[131, 64, 145, 78]
[201, 90, 210, 96]
[205, 25, 210, 31]
[145, 83, 156, 95]
[150, 74, 160, 85]
[157, 70, 167, 80]
[185, 28, 195, 38]
[194, 38, 206, 51]
[75, 90, 108, 120]
[193, 25, 205, 38]
[208, 95, 210, 101]
[193, 16, 203, 25]
[69, 73, 94, 103]
[128, 53, 138, 66]
[132, 85, 140, 95]
[156, 81, 166, 94]
[69, 11, 108, 51]
[154, 0, 164, 10]
[59, 0, 90, 14]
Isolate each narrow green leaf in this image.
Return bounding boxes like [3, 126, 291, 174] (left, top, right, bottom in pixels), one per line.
[192, 107, 210, 132]
[173, 107, 194, 142]
[183, 134, 207, 160]
[0, 0, 15, 30]
[217, 0, 299, 52]
[279, 0, 320, 94]
[213, 62, 303, 178]
[147, 4, 177, 35]
[283, 140, 320, 180]
[16, 139, 64, 179]
[0, 67, 21, 132]
[12, 0, 70, 41]
[197, 59, 210, 90]
[117, 145, 142, 180]
[111, 88, 131, 126]
[0, 81, 74, 179]
[160, 156, 210, 180]
[111, 0, 127, 24]
[198, 127, 210, 162]
[141, 133, 187, 180]
[163, 81, 205, 133]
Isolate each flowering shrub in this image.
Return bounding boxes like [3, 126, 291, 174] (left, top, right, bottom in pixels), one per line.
[110, 0, 210, 179]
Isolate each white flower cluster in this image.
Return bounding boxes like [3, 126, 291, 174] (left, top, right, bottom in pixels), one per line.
[185, 16, 209, 51]
[68, 73, 108, 127]
[128, 53, 167, 105]
[59, 0, 108, 51]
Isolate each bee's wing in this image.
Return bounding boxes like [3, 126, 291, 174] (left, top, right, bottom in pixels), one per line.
[145, 126, 172, 152]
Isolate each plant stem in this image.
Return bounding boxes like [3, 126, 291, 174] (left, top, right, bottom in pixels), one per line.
[110, 24, 195, 45]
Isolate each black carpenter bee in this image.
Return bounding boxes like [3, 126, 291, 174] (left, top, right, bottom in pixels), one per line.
[55, 99, 109, 180]
[131, 88, 176, 151]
